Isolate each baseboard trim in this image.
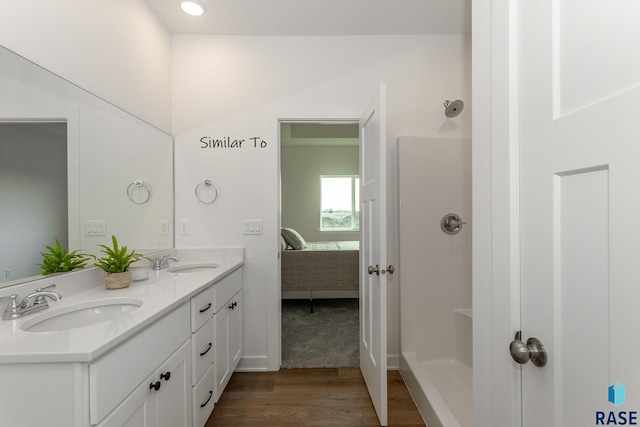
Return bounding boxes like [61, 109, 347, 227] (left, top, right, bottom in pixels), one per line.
[236, 354, 399, 372]
[388, 354, 399, 370]
[236, 355, 269, 372]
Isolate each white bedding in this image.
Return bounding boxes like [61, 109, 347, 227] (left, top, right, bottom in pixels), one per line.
[281, 241, 359, 297]
[296, 241, 359, 251]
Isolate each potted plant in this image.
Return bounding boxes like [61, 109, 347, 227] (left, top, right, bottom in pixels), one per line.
[93, 235, 145, 289]
[38, 238, 90, 275]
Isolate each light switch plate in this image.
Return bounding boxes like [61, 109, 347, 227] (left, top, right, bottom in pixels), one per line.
[179, 220, 190, 235]
[242, 220, 263, 235]
[85, 220, 106, 236]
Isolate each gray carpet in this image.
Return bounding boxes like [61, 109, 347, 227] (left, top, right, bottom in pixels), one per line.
[281, 298, 359, 368]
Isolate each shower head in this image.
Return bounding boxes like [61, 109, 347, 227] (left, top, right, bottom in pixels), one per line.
[443, 99, 464, 118]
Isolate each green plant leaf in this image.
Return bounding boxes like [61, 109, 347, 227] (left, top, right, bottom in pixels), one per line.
[93, 235, 145, 274]
[37, 238, 90, 275]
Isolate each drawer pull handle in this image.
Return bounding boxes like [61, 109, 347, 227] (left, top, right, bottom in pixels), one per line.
[229, 301, 237, 310]
[161, 371, 171, 381]
[200, 342, 213, 356]
[150, 381, 161, 391]
[200, 390, 213, 408]
[199, 303, 212, 313]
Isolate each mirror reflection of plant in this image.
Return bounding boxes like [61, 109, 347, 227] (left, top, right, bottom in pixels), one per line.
[93, 235, 146, 274]
[38, 238, 90, 275]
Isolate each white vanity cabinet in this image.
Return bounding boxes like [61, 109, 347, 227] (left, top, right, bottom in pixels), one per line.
[190, 267, 243, 427]
[0, 301, 193, 427]
[96, 340, 192, 427]
[91, 302, 192, 427]
[0, 258, 244, 427]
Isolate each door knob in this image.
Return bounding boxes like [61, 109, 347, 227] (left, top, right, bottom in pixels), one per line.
[509, 331, 547, 367]
[368, 265, 380, 275]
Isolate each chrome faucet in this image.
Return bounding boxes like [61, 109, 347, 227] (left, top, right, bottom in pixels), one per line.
[153, 255, 180, 270]
[0, 284, 62, 320]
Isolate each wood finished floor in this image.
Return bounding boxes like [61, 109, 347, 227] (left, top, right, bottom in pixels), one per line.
[205, 368, 425, 427]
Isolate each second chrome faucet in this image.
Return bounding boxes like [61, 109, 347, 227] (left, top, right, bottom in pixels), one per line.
[153, 255, 180, 270]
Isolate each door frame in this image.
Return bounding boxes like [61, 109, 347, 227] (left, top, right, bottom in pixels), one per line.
[267, 107, 362, 370]
[472, 0, 522, 425]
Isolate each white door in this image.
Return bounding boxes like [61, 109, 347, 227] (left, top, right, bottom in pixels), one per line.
[359, 84, 388, 426]
[514, 0, 640, 425]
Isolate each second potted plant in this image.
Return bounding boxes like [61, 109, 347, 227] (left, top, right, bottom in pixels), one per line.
[93, 235, 146, 289]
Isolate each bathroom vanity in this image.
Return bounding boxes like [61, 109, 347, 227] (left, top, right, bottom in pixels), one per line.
[0, 249, 243, 427]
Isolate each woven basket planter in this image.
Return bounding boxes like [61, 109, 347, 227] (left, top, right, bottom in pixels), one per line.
[103, 271, 132, 290]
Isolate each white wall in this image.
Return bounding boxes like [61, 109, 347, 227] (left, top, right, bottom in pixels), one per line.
[398, 137, 472, 367]
[173, 34, 472, 370]
[0, 0, 172, 133]
[281, 144, 359, 243]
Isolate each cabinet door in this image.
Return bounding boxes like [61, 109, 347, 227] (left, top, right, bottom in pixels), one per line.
[214, 303, 230, 402]
[156, 341, 192, 427]
[228, 290, 243, 369]
[97, 377, 156, 427]
[215, 290, 243, 401]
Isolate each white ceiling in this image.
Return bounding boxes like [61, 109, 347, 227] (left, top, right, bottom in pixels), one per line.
[145, 0, 471, 36]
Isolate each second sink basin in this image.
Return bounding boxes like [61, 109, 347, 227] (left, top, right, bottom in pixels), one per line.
[167, 263, 219, 273]
[21, 298, 143, 333]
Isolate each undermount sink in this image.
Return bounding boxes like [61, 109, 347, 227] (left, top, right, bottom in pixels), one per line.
[21, 298, 143, 333]
[167, 263, 219, 273]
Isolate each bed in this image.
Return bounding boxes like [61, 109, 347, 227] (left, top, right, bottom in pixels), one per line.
[280, 228, 359, 312]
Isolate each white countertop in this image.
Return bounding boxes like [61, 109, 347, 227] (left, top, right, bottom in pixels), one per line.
[0, 248, 243, 364]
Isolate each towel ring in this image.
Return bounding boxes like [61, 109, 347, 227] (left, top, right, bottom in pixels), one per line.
[195, 179, 219, 204]
[127, 179, 152, 204]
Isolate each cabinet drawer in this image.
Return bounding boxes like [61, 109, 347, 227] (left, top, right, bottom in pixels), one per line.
[89, 302, 190, 425]
[191, 286, 214, 332]
[192, 317, 214, 384]
[213, 268, 242, 312]
[193, 364, 215, 427]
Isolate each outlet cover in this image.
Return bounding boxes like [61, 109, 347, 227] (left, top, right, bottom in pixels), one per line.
[160, 220, 169, 235]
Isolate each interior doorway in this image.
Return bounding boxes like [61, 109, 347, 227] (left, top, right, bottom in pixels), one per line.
[0, 121, 67, 283]
[278, 120, 361, 368]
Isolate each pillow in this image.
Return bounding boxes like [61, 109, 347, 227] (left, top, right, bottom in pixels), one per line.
[281, 236, 289, 251]
[281, 227, 307, 250]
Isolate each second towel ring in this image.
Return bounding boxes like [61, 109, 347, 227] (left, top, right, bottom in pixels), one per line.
[127, 179, 152, 204]
[195, 179, 219, 204]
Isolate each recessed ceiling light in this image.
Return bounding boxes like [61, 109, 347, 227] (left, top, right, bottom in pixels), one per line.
[180, 1, 206, 16]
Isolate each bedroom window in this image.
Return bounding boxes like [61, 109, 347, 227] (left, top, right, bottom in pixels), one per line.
[320, 176, 359, 231]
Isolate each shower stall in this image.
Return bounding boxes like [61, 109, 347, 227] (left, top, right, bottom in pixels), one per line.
[397, 136, 472, 427]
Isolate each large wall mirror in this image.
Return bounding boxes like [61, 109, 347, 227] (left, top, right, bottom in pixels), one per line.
[0, 46, 174, 288]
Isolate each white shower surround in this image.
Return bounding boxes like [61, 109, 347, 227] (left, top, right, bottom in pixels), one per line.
[397, 136, 472, 427]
